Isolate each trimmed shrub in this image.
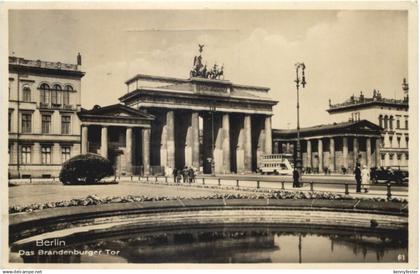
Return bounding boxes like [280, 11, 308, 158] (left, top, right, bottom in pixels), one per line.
[59, 153, 114, 185]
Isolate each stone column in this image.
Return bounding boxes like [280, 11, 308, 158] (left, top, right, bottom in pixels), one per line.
[142, 128, 151, 176]
[222, 113, 231, 173]
[353, 137, 359, 166]
[366, 138, 372, 168]
[306, 140, 312, 169]
[81, 125, 88, 154]
[273, 142, 279, 154]
[329, 138, 335, 172]
[166, 111, 175, 169]
[125, 127, 133, 175]
[342, 137, 348, 169]
[191, 112, 200, 170]
[264, 116, 272, 154]
[244, 114, 252, 172]
[318, 139, 323, 172]
[375, 138, 381, 167]
[100, 126, 108, 158]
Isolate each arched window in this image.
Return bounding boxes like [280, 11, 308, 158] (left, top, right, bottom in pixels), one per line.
[383, 115, 389, 129]
[22, 86, 31, 102]
[63, 85, 73, 105]
[52, 84, 62, 105]
[378, 115, 383, 128]
[39, 83, 50, 104]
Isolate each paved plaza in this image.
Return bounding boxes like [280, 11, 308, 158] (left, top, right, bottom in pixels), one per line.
[9, 175, 408, 208]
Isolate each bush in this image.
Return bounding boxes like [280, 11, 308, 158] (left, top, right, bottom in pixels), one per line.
[59, 153, 114, 185]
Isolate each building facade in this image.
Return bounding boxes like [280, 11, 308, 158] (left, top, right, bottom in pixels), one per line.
[327, 87, 409, 169]
[272, 120, 383, 173]
[8, 56, 85, 178]
[77, 104, 154, 176]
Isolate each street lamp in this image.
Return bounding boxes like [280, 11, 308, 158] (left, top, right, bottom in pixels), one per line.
[294, 62, 306, 187]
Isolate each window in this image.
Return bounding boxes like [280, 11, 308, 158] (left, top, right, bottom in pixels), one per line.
[396, 119, 400, 129]
[40, 83, 50, 104]
[41, 146, 51, 164]
[21, 113, 32, 133]
[51, 84, 61, 105]
[23, 86, 31, 102]
[397, 137, 401, 148]
[61, 115, 71, 134]
[21, 146, 31, 164]
[8, 112, 11, 132]
[388, 136, 393, 147]
[381, 137, 385, 147]
[405, 119, 408, 130]
[381, 154, 385, 160]
[406, 137, 409, 147]
[406, 153, 409, 160]
[397, 154, 402, 160]
[378, 115, 383, 128]
[389, 153, 394, 160]
[62, 147, 71, 163]
[383, 116, 388, 129]
[41, 114, 51, 134]
[63, 85, 72, 105]
[389, 116, 393, 130]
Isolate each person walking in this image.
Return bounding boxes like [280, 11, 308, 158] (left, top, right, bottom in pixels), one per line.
[354, 163, 362, 193]
[182, 166, 188, 183]
[293, 168, 300, 188]
[361, 165, 371, 193]
[172, 168, 178, 183]
[176, 169, 182, 183]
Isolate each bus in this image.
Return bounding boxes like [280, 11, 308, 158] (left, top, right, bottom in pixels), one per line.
[257, 154, 294, 175]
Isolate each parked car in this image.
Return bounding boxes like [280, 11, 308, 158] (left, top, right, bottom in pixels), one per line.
[370, 167, 408, 184]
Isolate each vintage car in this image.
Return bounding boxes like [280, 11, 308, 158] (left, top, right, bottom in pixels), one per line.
[370, 167, 409, 184]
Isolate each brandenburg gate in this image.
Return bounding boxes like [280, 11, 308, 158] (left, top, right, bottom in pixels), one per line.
[118, 47, 278, 175]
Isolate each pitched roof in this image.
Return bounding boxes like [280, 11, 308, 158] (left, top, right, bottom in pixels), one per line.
[273, 120, 383, 138]
[78, 103, 154, 120]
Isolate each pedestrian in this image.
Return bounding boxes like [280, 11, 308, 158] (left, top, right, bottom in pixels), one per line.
[362, 165, 371, 193]
[172, 168, 177, 183]
[182, 166, 188, 183]
[354, 163, 362, 193]
[188, 167, 195, 183]
[292, 168, 300, 188]
[176, 169, 182, 183]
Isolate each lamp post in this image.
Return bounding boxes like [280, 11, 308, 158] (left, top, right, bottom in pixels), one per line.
[294, 62, 306, 187]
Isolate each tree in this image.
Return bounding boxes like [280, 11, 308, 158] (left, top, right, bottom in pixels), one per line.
[59, 153, 114, 185]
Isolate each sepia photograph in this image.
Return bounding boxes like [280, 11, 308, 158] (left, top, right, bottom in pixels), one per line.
[1, 2, 418, 269]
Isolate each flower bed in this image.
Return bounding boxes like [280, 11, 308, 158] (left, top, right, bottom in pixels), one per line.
[9, 190, 408, 214]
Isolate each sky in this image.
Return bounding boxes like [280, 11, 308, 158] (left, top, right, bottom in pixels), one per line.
[9, 9, 408, 129]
